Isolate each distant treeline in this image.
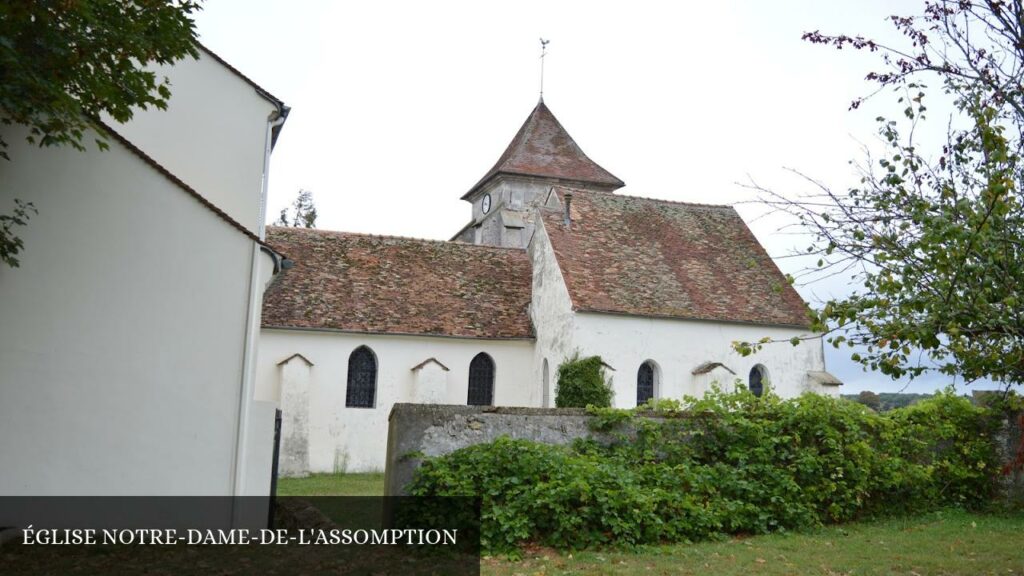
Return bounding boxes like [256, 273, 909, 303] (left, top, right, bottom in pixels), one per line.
[843, 390, 1007, 412]
[842, 392, 935, 412]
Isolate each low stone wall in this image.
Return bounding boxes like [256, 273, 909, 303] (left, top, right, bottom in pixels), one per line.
[384, 404, 607, 496]
[998, 410, 1024, 506]
[384, 403, 1024, 503]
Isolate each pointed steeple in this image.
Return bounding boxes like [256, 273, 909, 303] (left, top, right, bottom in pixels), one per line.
[462, 101, 624, 200]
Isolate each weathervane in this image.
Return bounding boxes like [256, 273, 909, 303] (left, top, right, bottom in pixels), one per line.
[539, 38, 550, 102]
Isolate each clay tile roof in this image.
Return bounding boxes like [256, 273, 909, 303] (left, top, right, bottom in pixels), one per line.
[462, 101, 624, 200]
[541, 188, 811, 328]
[261, 227, 534, 339]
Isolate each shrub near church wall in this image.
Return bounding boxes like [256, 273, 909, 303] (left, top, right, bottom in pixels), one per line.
[554, 354, 613, 408]
[389, 390, 1023, 553]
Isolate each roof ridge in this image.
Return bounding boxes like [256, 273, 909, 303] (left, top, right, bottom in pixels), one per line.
[550, 185, 734, 210]
[266, 226, 529, 253]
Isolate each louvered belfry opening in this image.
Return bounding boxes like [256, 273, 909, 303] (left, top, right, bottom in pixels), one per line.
[467, 353, 495, 406]
[346, 346, 377, 408]
[637, 361, 655, 406]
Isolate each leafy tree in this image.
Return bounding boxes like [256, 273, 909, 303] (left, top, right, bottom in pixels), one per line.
[855, 390, 882, 411]
[740, 1, 1024, 388]
[274, 189, 318, 228]
[0, 199, 36, 268]
[0, 0, 202, 267]
[0, 1, 201, 156]
[555, 354, 613, 408]
[879, 392, 932, 410]
[843, 392, 936, 411]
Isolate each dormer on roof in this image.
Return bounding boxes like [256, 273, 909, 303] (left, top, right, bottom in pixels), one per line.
[462, 100, 624, 201]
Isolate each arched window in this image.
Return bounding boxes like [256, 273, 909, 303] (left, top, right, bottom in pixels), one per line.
[468, 353, 495, 406]
[345, 346, 377, 408]
[748, 364, 767, 398]
[637, 361, 656, 406]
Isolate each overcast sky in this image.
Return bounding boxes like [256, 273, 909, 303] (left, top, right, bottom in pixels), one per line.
[194, 0, 982, 395]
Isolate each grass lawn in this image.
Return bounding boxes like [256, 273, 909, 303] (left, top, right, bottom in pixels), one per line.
[276, 472, 385, 496]
[275, 475, 1024, 574]
[482, 509, 1024, 576]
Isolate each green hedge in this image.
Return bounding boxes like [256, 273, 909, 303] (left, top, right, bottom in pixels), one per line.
[408, 387, 1007, 553]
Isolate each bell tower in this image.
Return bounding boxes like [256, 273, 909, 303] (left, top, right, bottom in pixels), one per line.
[452, 100, 623, 248]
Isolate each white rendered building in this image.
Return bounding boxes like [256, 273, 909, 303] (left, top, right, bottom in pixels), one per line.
[0, 46, 288, 509]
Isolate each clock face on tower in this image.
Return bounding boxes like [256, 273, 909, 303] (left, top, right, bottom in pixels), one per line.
[481, 193, 492, 214]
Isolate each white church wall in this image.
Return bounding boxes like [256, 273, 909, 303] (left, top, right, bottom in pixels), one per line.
[104, 49, 279, 235]
[412, 361, 449, 404]
[0, 124, 262, 496]
[528, 223, 578, 407]
[692, 365, 740, 397]
[277, 355, 312, 477]
[571, 312, 834, 408]
[257, 329, 535, 474]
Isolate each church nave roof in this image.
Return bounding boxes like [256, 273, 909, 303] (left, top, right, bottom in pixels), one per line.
[541, 187, 812, 328]
[262, 227, 534, 339]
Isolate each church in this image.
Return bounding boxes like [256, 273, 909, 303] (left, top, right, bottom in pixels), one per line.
[255, 99, 841, 475]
